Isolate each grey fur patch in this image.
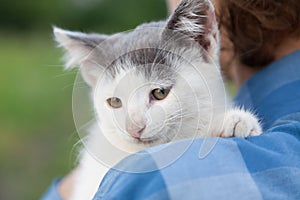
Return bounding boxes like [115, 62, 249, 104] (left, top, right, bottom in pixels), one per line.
[106, 48, 181, 84]
[68, 33, 108, 48]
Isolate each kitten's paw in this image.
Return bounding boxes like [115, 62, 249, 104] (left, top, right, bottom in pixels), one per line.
[221, 109, 262, 138]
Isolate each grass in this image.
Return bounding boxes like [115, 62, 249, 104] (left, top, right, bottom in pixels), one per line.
[0, 31, 79, 200]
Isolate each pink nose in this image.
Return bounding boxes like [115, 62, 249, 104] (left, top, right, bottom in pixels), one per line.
[126, 126, 145, 139]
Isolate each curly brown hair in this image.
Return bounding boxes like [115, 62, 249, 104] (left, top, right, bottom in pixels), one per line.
[218, 0, 300, 68]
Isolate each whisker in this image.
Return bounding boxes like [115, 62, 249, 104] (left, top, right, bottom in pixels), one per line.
[54, 71, 78, 78]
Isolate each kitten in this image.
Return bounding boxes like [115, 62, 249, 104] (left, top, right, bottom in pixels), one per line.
[54, 0, 262, 199]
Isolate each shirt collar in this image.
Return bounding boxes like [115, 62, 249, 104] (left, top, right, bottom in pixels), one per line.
[234, 50, 300, 129]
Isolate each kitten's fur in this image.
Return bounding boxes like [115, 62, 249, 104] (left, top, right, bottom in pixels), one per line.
[54, 0, 262, 199]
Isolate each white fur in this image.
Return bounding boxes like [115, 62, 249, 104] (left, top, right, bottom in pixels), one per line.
[221, 108, 262, 137]
[70, 65, 209, 200]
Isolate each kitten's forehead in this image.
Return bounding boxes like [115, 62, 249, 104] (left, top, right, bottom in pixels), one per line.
[105, 48, 178, 84]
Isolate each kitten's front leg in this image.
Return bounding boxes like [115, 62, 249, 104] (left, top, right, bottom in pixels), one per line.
[220, 109, 262, 138]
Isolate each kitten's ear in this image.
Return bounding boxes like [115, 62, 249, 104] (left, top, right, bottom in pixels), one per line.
[163, 0, 219, 59]
[53, 27, 108, 87]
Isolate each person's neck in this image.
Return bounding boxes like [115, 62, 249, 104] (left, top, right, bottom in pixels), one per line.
[232, 65, 257, 89]
[234, 36, 300, 89]
[274, 36, 300, 61]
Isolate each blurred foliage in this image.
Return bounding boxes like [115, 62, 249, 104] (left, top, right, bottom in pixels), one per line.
[0, 32, 77, 200]
[0, 0, 166, 33]
[0, 0, 166, 199]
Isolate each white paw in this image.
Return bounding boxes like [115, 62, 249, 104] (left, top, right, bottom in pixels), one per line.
[221, 109, 262, 138]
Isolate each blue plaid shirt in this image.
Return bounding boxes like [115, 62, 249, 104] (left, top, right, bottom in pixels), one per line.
[41, 50, 300, 200]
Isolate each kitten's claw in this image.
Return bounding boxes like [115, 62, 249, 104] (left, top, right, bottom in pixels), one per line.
[221, 109, 262, 138]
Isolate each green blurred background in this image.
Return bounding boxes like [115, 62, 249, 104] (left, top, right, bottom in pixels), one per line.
[0, 0, 167, 199]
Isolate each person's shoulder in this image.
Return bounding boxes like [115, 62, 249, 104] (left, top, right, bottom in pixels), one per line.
[95, 113, 300, 199]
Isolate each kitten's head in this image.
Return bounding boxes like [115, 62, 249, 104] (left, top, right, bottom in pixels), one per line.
[54, 0, 220, 151]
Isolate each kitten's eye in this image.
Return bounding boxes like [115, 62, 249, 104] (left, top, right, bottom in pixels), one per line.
[151, 88, 170, 101]
[107, 97, 122, 108]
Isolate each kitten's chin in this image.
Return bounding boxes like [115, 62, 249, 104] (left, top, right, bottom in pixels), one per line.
[134, 136, 161, 146]
[118, 133, 170, 152]
[101, 131, 156, 153]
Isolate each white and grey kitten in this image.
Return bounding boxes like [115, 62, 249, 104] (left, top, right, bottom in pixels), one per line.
[54, 0, 262, 199]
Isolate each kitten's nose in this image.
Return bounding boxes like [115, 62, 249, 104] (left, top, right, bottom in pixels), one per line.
[126, 126, 145, 139]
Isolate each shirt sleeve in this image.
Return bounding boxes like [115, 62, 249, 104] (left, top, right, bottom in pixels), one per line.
[40, 178, 63, 200]
[93, 114, 300, 200]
